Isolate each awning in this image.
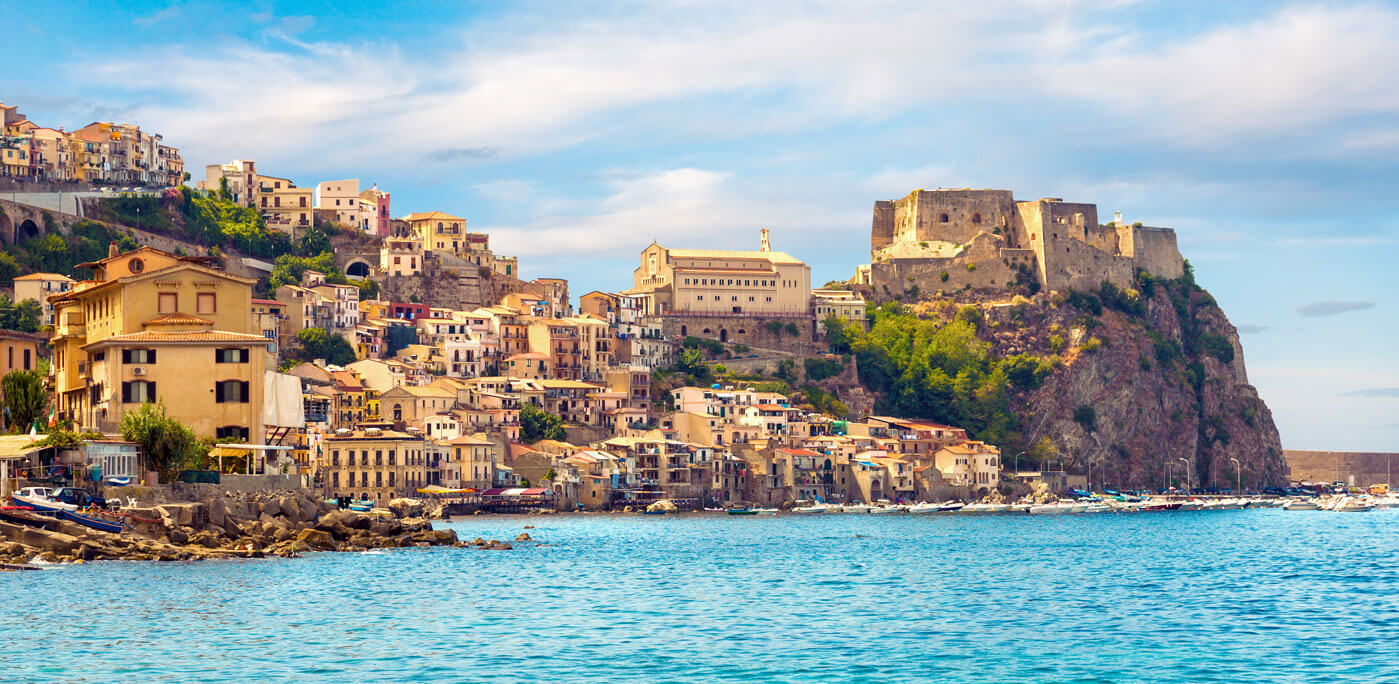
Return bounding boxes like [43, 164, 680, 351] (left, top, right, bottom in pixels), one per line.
[416, 486, 478, 494]
[481, 488, 506, 496]
[520, 488, 547, 496]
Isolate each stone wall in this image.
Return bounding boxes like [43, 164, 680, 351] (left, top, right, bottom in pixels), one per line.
[660, 314, 821, 354]
[1284, 450, 1399, 488]
[870, 234, 1033, 300]
[1125, 226, 1185, 280]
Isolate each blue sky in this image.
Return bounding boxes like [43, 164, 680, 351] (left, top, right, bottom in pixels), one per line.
[4, 0, 1396, 451]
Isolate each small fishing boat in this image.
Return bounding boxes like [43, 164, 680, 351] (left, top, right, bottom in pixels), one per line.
[11, 487, 77, 514]
[869, 504, 905, 514]
[0, 506, 59, 530]
[1284, 500, 1320, 511]
[725, 508, 758, 515]
[104, 476, 133, 487]
[753, 508, 779, 515]
[843, 504, 874, 514]
[60, 508, 124, 534]
[792, 504, 825, 514]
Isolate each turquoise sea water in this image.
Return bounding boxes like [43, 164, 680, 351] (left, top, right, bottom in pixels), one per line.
[3, 509, 1398, 682]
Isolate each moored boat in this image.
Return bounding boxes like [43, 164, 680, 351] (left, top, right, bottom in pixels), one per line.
[725, 508, 758, 515]
[1284, 500, 1320, 511]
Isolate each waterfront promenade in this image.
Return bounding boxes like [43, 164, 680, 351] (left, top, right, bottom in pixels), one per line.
[4, 509, 1397, 682]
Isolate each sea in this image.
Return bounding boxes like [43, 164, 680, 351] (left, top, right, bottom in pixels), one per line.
[3, 509, 1397, 683]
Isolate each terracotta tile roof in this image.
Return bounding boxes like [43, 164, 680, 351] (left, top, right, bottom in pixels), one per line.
[403, 211, 465, 222]
[82, 329, 269, 347]
[142, 312, 213, 326]
[13, 273, 73, 282]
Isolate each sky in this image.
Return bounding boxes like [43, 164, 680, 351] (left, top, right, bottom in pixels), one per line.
[3, 0, 1396, 451]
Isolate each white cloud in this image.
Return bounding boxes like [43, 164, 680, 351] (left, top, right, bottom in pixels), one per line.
[482, 167, 860, 260]
[1048, 5, 1399, 142]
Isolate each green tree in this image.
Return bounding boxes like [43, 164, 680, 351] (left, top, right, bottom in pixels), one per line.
[676, 348, 710, 379]
[269, 251, 338, 289]
[2, 369, 47, 431]
[520, 403, 566, 442]
[822, 314, 858, 354]
[0, 252, 19, 288]
[293, 327, 357, 366]
[120, 401, 207, 482]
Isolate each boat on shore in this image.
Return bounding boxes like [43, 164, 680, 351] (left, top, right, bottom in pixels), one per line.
[725, 508, 758, 515]
[0, 506, 59, 530]
[59, 508, 124, 533]
[1284, 500, 1320, 511]
[10, 488, 78, 514]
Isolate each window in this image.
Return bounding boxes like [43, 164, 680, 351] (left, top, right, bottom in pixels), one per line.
[215, 380, 250, 403]
[972, 212, 982, 224]
[122, 349, 156, 364]
[121, 381, 156, 403]
[939, 213, 950, 222]
[215, 348, 249, 363]
[196, 293, 216, 314]
[331, 450, 340, 466]
[22, 349, 30, 370]
[388, 450, 395, 466]
[215, 426, 249, 441]
[158, 293, 177, 313]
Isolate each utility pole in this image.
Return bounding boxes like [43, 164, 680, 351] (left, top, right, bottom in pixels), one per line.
[1230, 457, 1242, 492]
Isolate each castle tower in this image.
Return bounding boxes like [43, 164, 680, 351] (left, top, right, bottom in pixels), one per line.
[759, 228, 771, 253]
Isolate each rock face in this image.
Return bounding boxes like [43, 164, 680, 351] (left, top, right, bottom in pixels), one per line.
[858, 277, 1286, 490]
[1007, 284, 1286, 489]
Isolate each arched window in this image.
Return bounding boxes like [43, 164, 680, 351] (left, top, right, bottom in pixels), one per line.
[971, 213, 982, 224]
[939, 213, 949, 223]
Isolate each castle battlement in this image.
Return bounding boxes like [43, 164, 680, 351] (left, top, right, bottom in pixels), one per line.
[864, 188, 1183, 297]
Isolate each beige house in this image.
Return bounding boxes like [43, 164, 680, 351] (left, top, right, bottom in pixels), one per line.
[200, 159, 260, 207]
[379, 385, 456, 425]
[257, 174, 313, 234]
[49, 246, 267, 439]
[404, 211, 467, 254]
[321, 429, 430, 502]
[14, 272, 74, 326]
[623, 229, 811, 315]
[934, 442, 1001, 493]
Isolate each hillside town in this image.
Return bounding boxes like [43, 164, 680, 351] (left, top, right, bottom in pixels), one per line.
[0, 100, 1021, 512]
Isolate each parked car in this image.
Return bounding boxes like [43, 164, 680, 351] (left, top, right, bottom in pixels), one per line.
[51, 487, 108, 509]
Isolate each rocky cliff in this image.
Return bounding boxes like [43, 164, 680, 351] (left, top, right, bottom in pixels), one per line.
[852, 273, 1286, 490]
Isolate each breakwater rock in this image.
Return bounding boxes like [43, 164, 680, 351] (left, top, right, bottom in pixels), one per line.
[0, 494, 458, 566]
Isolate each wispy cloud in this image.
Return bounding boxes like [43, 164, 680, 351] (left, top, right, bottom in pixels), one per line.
[1340, 388, 1399, 399]
[134, 3, 182, 26]
[422, 147, 498, 163]
[1296, 301, 1376, 318]
[1236, 324, 1267, 334]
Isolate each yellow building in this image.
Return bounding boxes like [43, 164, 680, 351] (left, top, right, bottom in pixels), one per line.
[404, 211, 467, 254]
[624, 229, 811, 315]
[257, 174, 314, 234]
[49, 246, 269, 440]
[321, 429, 430, 503]
[13, 272, 75, 326]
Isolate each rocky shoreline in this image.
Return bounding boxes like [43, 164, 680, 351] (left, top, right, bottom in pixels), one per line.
[0, 493, 528, 568]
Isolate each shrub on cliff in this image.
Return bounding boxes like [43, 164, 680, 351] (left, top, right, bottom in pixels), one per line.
[803, 357, 844, 382]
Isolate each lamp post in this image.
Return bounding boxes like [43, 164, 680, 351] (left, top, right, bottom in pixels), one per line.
[1178, 457, 1191, 494]
[1164, 461, 1172, 493]
[1230, 457, 1242, 493]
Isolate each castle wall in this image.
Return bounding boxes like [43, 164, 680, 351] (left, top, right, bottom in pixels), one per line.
[893, 189, 1015, 248]
[870, 235, 1032, 298]
[871, 200, 895, 252]
[1041, 236, 1135, 292]
[659, 314, 821, 354]
[1127, 226, 1185, 280]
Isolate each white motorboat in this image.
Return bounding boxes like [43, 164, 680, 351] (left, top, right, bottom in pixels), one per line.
[1284, 500, 1320, 511]
[1028, 502, 1076, 515]
[907, 502, 941, 515]
[961, 503, 1011, 514]
[1333, 498, 1375, 512]
[843, 504, 874, 514]
[791, 504, 825, 514]
[1081, 503, 1113, 514]
[1218, 498, 1245, 510]
[1178, 499, 1204, 511]
[753, 508, 779, 515]
[11, 487, 78, 513]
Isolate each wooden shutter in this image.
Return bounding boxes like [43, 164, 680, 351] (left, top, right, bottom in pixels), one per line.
[121, 382, 131, 403]
[240, 348, 250, 363]
[215, 381, 226, 404]
[147, 349, 156, 363]
[122, 349, 131, 364]
[240, 381, 250, 402]
[147, 382, 156, 402]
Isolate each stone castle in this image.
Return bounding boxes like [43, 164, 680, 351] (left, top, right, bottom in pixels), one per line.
[860, 189, 1184, 297]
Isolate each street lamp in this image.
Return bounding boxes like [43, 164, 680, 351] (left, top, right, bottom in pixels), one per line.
[1229, 457, 1242, 493]
[1178, 457, 1191, 494]
[1164, 460, 1172, 493]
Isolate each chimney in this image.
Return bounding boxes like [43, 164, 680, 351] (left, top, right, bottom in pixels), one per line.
[759, 228, 771, 253]
[1113, 211, 1123, 227]
[108, 241, 119, 258]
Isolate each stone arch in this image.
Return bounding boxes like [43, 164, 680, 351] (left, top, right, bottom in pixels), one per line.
[17, 218, 40, 242]
[971, 212, 982, 224]
[719, 328, 728, 343]
[0, 211, 11, 244]
[680, 325, 687, 336]
[702, 328, 711, 334]
[345, 259, 371, 279]
[737, 328, 746, 334]
[939, 213, 949, 222]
